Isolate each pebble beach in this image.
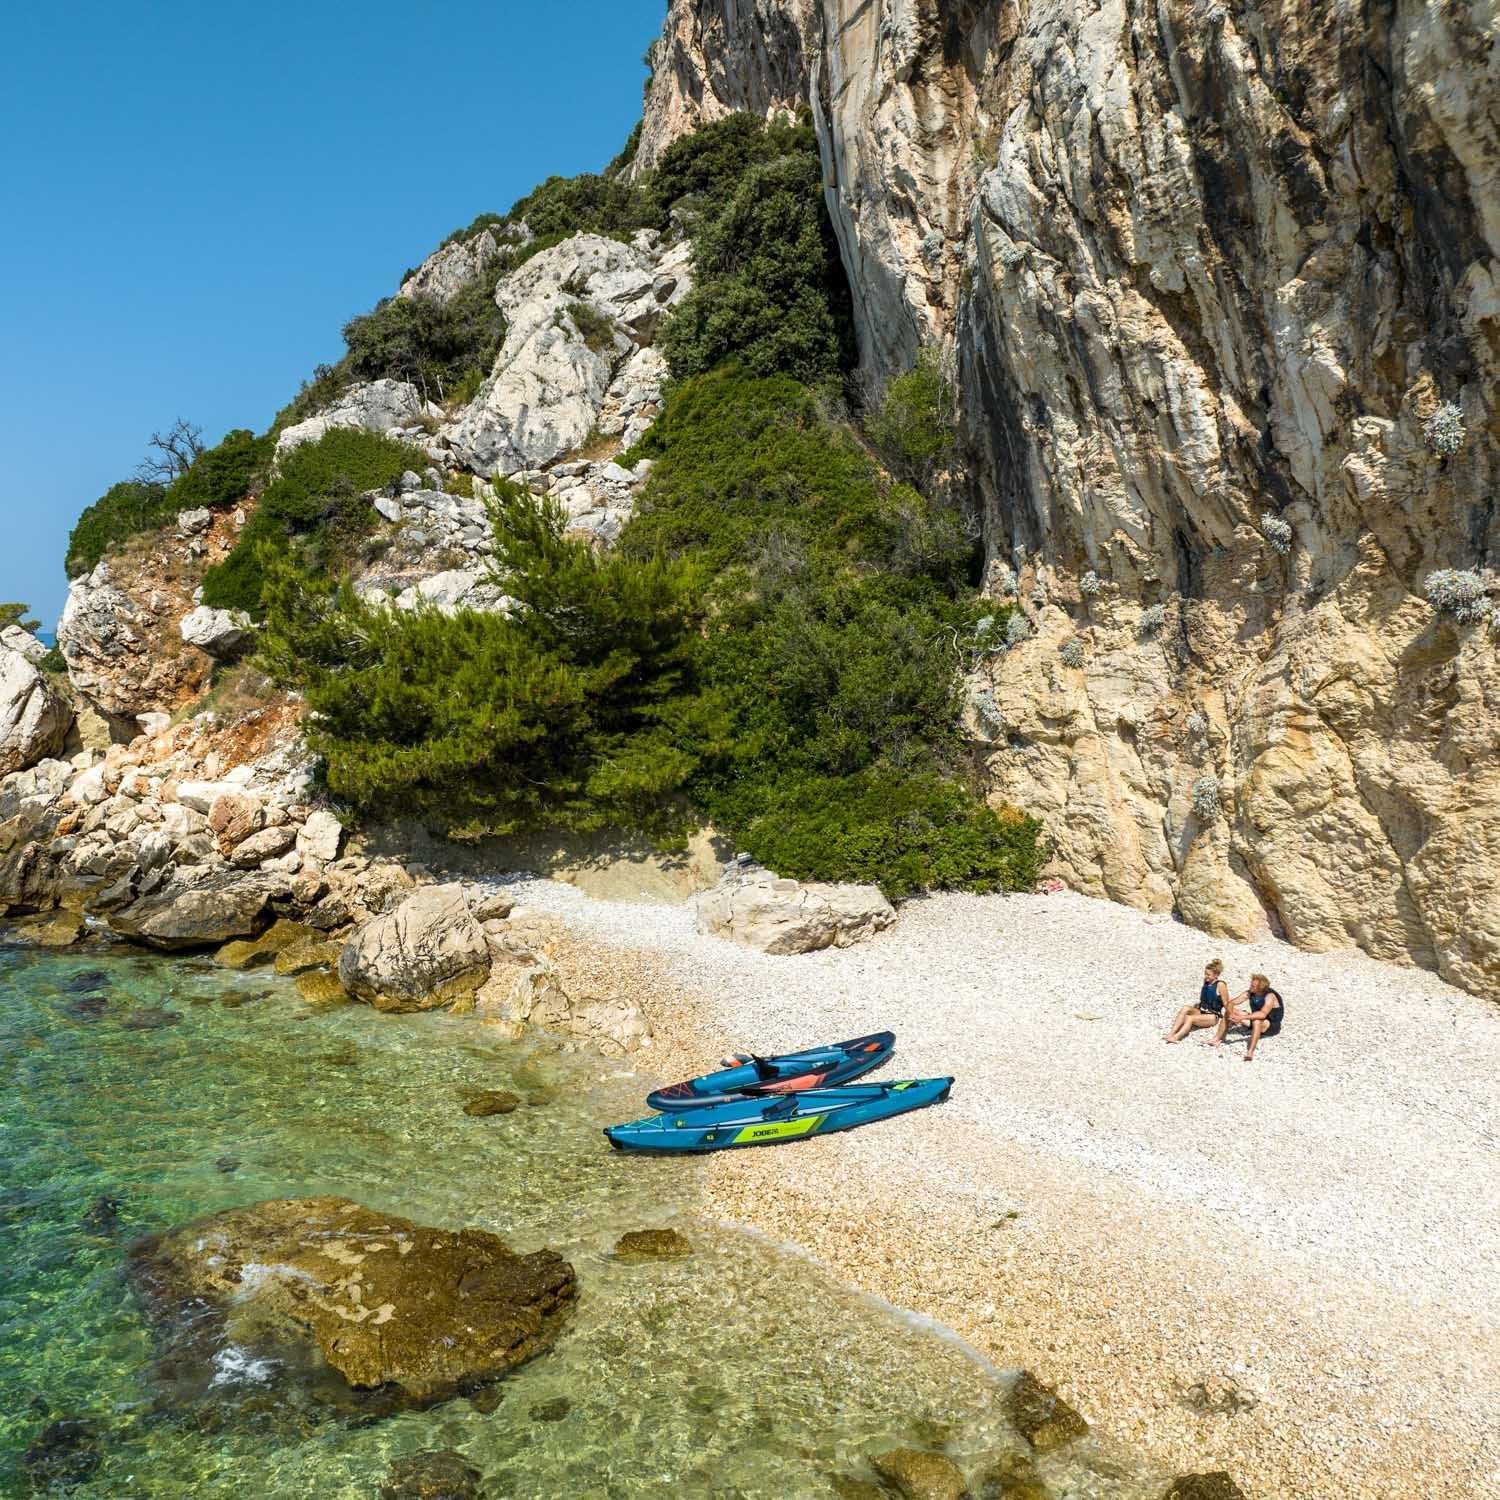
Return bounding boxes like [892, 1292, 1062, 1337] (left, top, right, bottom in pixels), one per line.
[521, 881, 1500, 1499]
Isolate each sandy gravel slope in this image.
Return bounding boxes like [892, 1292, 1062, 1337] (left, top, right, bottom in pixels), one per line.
[518, 881, 1500, 1499]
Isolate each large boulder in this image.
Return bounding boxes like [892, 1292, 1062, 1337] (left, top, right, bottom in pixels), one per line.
[179, 604, 253, 658]
[106, 873, 274, 950]
[0, 648, 71, 777]
[128, 1196, 576, 1412]
[339, 882, 492, 1011]
[694, 864, 895, 956]
[274, 378, 442, 457]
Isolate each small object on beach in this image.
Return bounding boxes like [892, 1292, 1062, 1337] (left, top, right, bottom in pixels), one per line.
[1007, 1370, 1089, 1451]
[647, 1030, 895, 1111]
[614, 1228, 692, 1261]
[605, 1077, 953, 1154]
[871, 1446, 969, 1500]
[462, 1090, 520, 1117]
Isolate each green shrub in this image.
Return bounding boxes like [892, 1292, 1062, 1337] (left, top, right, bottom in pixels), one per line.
[645, 113, 814, 228]
[658, 150, 854, 381]
[167, 428, 270, 512]
[271, 363, 349, 435]
[259, 484, 713, 837]
[66, 480, 169, 576]
[725, 768, 1044, 901]
[201, 428, 428, 617]
[865, 351, 957, 486]
[38, 646, 67, 675]
[559, 300, 618, 354]
[0, 602, 40, 633]
[65, 428, 272, 578]
[343, 272, 505, 402]
[506, 172, 649, 239]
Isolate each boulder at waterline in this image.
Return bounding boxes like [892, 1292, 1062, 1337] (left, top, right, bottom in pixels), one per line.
[378, 1449, 483, 1500]
[339, 883, 491, 1011]
[128, 1196, 577, 1412]
[695, 864, 895, 956]
[272, 934, 343, 975]
[107, 874, 274, 950]
[870, 1446, 970, 1500]
[1007, 1370, 1088, 1451]
[1162, 1476, 1248, 1500]
[294, 968, 350, 1006]
[614, 1227, 692, 1261]
[214, 918, 317, 970]
[462, 1089, 520, 1117]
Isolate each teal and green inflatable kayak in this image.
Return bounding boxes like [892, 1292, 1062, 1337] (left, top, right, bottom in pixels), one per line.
[645, 1030, 895, 1111]
[605, 1076, 953, 1154]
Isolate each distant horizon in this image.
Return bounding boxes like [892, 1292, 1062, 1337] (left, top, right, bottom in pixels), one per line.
[0, 0, 663, 628]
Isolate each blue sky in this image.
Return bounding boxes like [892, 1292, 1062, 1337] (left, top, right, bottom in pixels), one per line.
[0, 0, 662, 627]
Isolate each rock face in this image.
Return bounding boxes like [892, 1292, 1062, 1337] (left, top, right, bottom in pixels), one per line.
[639, 0, 1500, 997]
[695, 863, 895, 955]
[445, 232, 690, 475]
[339, 882, 493, 1010]
[128, 1196, 576, 1411]
[274, 378, 443, 457]
[0, 648, 71, 776]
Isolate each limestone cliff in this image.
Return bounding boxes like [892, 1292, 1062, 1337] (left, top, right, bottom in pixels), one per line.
[640, 0, 1500, 994]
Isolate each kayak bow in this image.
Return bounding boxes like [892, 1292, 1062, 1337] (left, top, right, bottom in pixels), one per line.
[605, 1076, 953, 1154]
[645, 1030, 895, 1111]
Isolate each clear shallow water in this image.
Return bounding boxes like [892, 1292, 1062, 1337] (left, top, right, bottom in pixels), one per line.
[0, 938, 1158, 1498]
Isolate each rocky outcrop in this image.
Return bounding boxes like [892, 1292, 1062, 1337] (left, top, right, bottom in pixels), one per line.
[640, 0, 1500, 996]
[108, 872, 276, 949]
[338, 882, 492, 1010]
[128, 1196, 576, 1411]
[445, 232, 690, 475]
[632, 0, 817, 174]
[274, 378, 443, 458]
[0, 624, 47, 662]
[0, 648, 71, 776]
[695, 862, 895, 955]
[179, 605, 252, 658]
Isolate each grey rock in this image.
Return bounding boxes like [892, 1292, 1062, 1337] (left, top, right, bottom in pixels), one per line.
[695, 865, 895, 956]
[178, 605, 253, 658]
[0, 624, 47, 662]
[0, 647, 72, 777]
[275, 379, 442, 457]
[339, 882, 493, 1010]
[107, 874, 274, 950]
[176, 507, 212, 535]
[373, 494, 403, 523]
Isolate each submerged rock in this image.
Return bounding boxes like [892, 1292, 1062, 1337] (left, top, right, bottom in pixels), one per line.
[294, 968, 350, 1007]
[871, 1447, 969, 1500]
[1007, 1371, 1088, 1452]
[614, 1228, 692, 1261]
[128, 1196, 576, 1413]
[121, 1006, 181, 1030]
[378, 1449, 483, 1500]
[22, 1416, 102, 1490]
[528, 1396, 570, 1422]
[1162, 1476, 1248, 1500]
[695, 864, 895, 956]
[462, 1090, 520, 1117]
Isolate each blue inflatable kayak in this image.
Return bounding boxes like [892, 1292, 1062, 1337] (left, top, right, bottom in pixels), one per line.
[645, 1030, 895, 1112]
[605, 1076, 953, 1154]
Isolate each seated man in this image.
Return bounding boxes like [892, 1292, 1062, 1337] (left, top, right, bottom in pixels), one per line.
[1208, 973, 1284, 1061]
[1163, 958, 1229, 1042]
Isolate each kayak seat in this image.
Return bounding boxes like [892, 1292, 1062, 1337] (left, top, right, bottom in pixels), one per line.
[763, 1095, 800, 1119]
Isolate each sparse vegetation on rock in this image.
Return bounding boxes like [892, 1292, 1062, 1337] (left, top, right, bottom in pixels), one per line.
[1192, 774, 1222, 822]
[1424, 567, 1490, 624]
[1260, 513, 1292, 555]
[1139, 603, 1166, 636]
[1423, 400, 1466, 455]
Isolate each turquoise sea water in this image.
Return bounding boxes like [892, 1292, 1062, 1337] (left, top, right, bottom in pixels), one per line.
[0, 938, 1157, 1498]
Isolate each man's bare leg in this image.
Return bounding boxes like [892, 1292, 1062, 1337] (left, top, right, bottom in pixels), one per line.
[1244, 1018, 1266, 1061]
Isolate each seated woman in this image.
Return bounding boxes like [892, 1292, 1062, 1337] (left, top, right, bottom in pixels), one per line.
[1163, 959, 1229, 1042]
[1209, 973, 1284, 1061]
